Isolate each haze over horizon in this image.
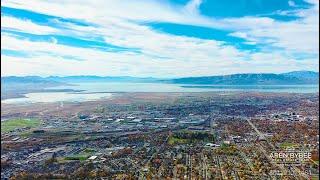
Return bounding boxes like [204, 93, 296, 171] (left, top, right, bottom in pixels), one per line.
[1, 70, 319, 79]
[1, 0, 319, 77]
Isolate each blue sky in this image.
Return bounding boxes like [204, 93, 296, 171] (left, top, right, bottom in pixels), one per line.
[1, 0, 319, 77]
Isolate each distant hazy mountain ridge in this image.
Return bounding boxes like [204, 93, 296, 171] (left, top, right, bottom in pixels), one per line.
[1, 76, 67, 100]
[169, 71, 319, 85]
[2, 71, 319, 85]
[1, 76, 64, 85]
[45, 76, 160, 83]
[281, 71, 319, 82]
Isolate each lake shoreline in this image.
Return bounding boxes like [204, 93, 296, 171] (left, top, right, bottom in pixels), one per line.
[1, 82, 318, 104]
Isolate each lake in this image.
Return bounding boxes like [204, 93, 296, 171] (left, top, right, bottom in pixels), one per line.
[1, 82, 318, 104]
[1, 92, 113, 104]
[50, 82, 319, 93]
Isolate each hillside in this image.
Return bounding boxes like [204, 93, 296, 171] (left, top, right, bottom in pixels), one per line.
[168, 71, 319, 85]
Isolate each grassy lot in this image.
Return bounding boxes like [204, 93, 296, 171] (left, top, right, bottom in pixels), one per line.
[168, 136, 189, 145]
[64, 155, 89, 161]
[83, 148, 96, 153]
[168, 131, 215, 145]
[280, 142, 297, 148]
[214, 144, 238, 155]
[63, 148, 96, 162]
[1, 118, 41, 133]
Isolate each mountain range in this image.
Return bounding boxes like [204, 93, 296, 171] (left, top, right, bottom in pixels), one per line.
[167, 71, 319, 85]
[2, 71, 319, 85]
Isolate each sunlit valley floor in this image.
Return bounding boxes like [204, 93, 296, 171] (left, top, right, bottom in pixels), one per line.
[1, 92, 319, 179]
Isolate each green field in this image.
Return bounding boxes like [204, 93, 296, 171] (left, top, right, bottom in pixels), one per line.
[83, 148, 96, 153]
[168, 131, 215, 145]
[168, 136, 189, 145]
[1, 118, 41, 133]
[280, 142, 297, 148]
[64, 155, 89, 161]
[64, 148, 96, 161]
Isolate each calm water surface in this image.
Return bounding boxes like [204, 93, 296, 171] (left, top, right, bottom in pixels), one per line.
[51, 82, 319, 93]
[2, 82, 318, 104]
